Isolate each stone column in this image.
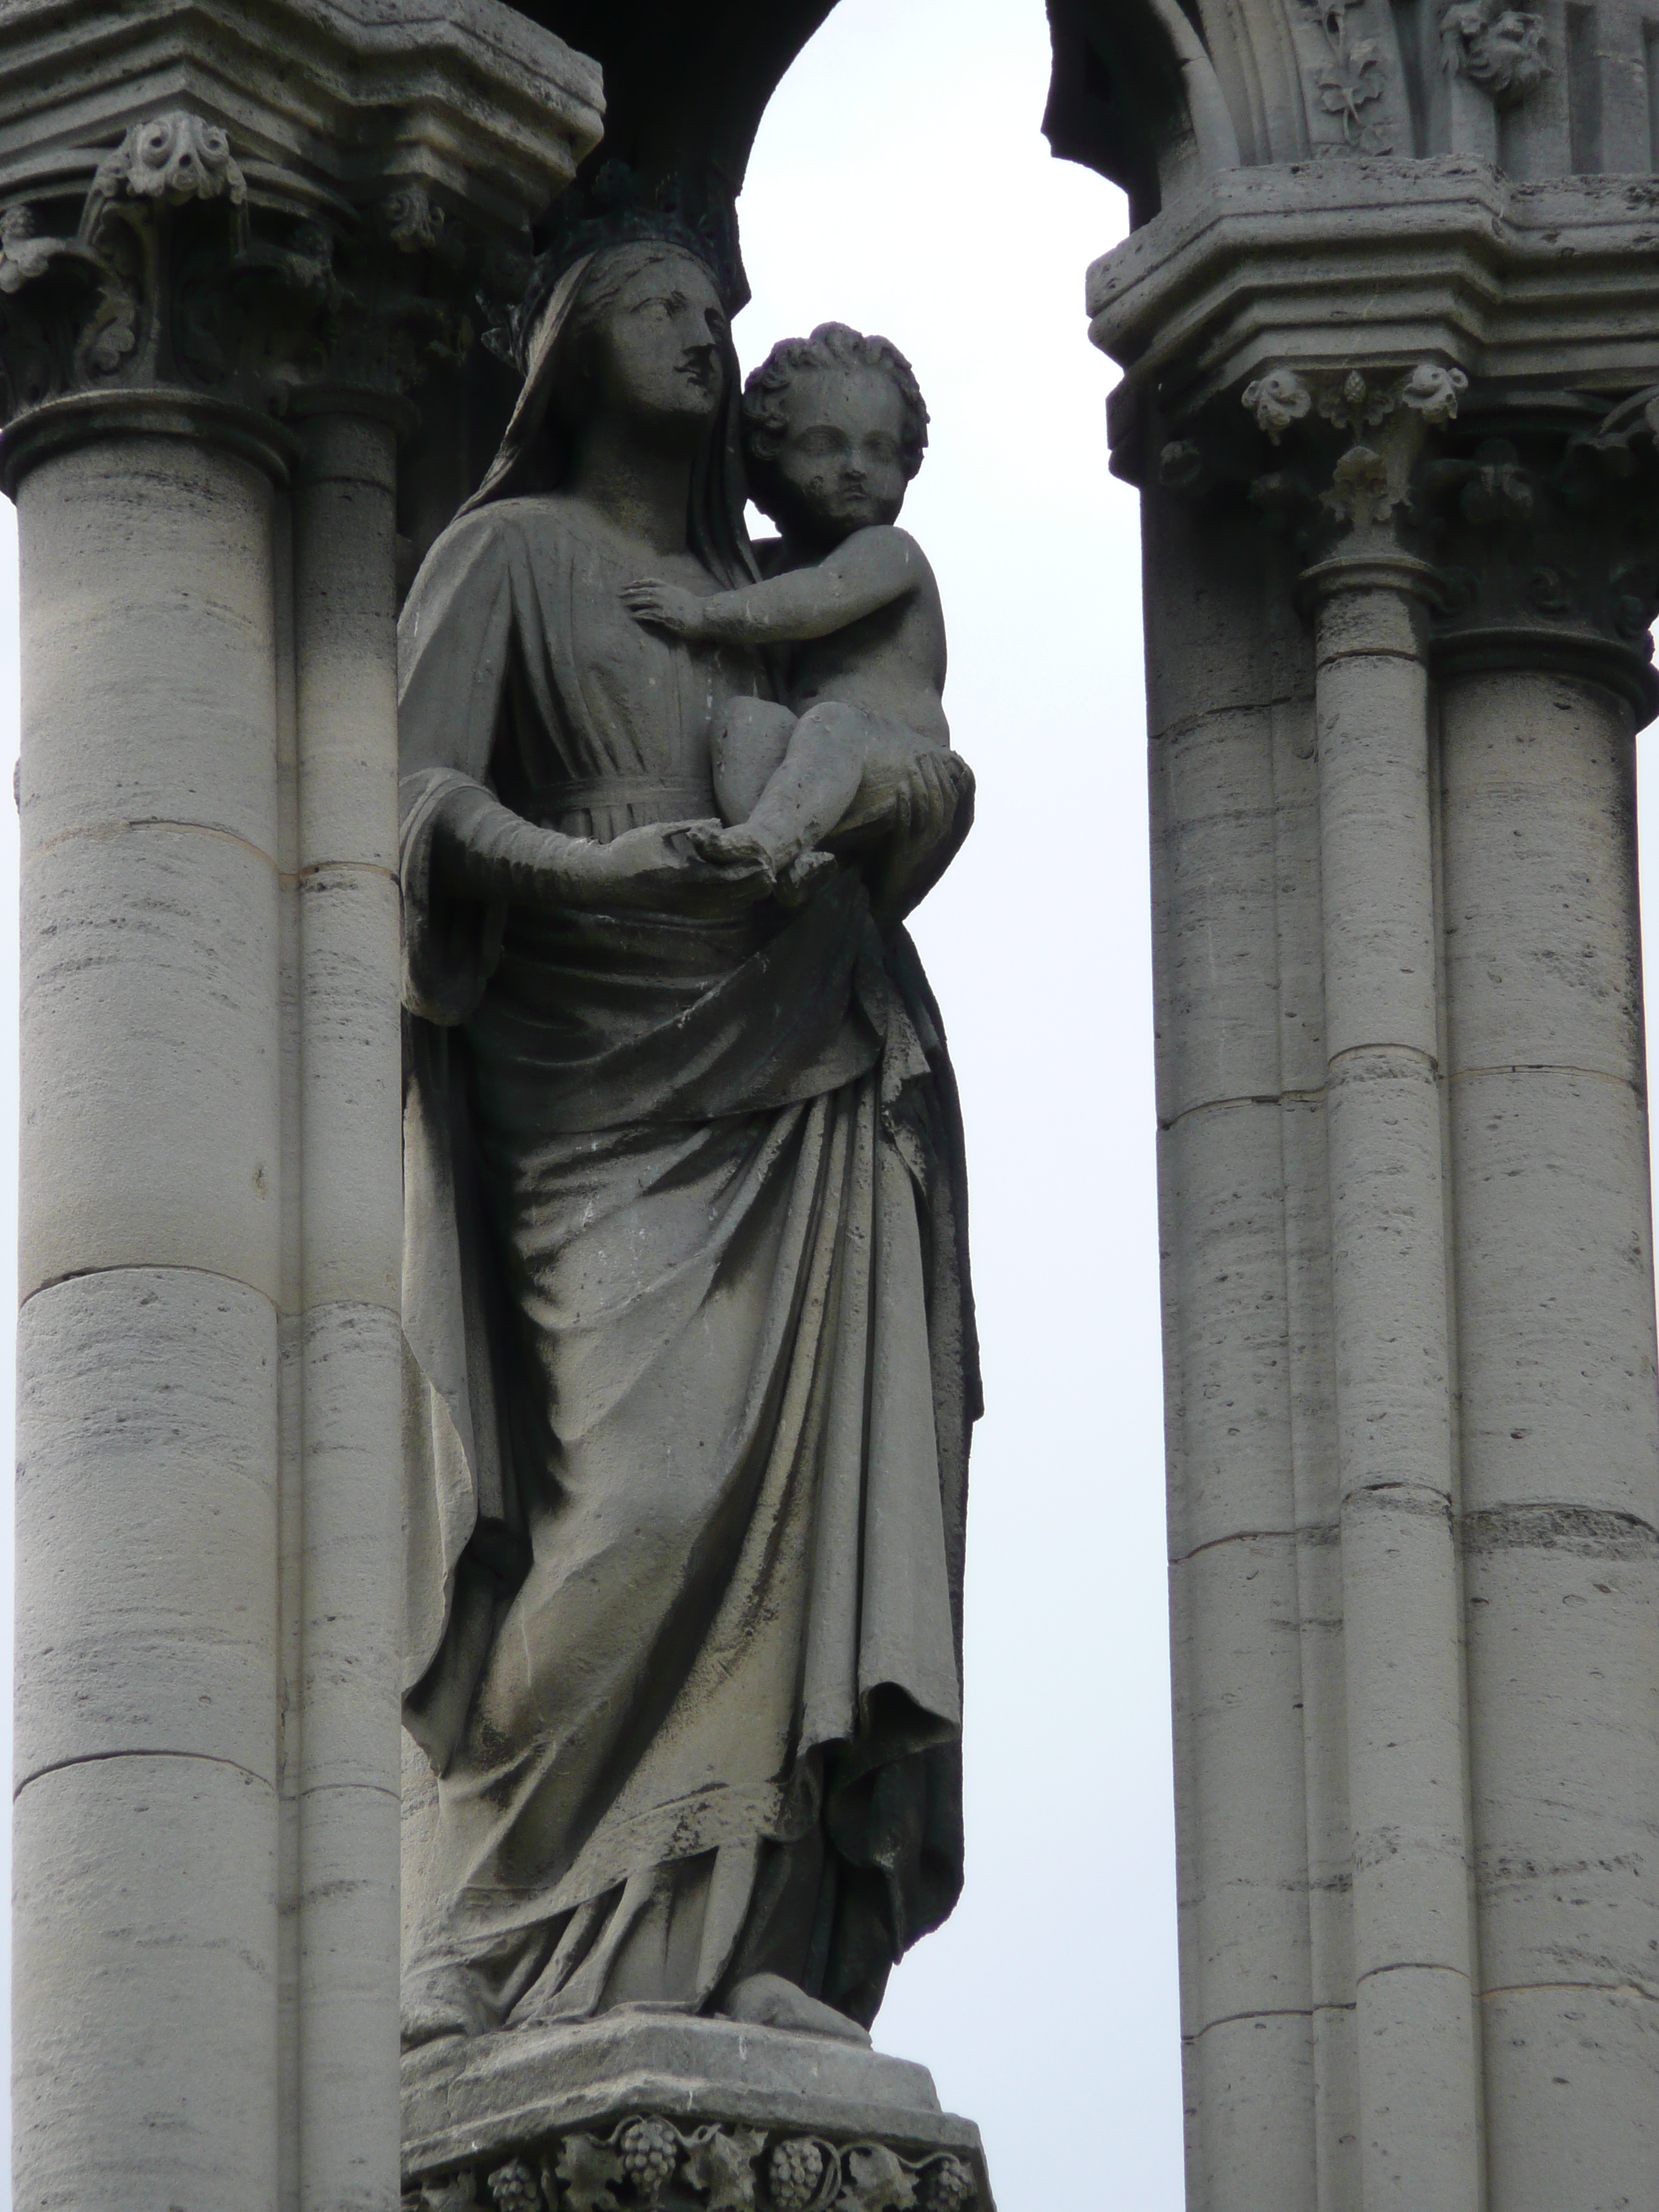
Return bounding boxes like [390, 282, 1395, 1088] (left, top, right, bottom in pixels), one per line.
[1304, 541, 1481, 2212]
[1437, 625, 1659, 2202]
[9, 390, 291, 2211]
[0, 14, 602, 2208]
[290, 403, 405, 2212]
[1144, 487, 1322, 2208]
[1092, 145, 1659, 2175]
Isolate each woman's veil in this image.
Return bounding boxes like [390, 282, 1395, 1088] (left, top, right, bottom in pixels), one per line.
[458, 239, 758, 591]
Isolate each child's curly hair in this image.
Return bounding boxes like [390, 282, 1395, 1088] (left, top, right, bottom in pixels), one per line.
[741, 323, 929, 521]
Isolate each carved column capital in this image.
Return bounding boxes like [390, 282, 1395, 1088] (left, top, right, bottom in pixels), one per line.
[0, 1, 601, 467]
[1415, 390, 1659, 712]
[1155, 361, 1659, 715]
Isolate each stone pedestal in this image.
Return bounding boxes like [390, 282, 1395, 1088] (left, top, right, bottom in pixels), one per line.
[401, 2017, 989, 2212]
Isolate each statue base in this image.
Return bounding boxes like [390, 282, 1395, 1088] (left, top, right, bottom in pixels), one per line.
[400, 2010, 994, 2212]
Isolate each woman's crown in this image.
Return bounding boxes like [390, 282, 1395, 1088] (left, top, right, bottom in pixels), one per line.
[506, 161, 743, 370]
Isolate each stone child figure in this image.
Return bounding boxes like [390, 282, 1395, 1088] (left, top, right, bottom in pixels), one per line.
[620, 323, 961, 900]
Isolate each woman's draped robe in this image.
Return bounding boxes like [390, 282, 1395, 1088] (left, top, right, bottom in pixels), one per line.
[398, 495, 979, 2036]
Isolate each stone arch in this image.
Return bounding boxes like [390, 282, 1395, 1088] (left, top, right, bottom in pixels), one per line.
[510, 0, 1239, 246]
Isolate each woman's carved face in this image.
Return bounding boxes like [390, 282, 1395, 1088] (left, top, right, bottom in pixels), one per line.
[588, 252, 729, 441]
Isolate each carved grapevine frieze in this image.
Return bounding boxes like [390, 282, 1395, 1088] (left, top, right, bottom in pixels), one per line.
[403, 2118, 980, 2212]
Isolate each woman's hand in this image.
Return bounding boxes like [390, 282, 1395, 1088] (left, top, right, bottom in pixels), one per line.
[430, 788, 773, 919]
[621, 578, 709, 639]
[555, 820, 775, 915]
[871, 750, 976, 927]
[889, 750, 972, 851]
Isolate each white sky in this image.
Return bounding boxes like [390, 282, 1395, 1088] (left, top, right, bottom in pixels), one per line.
[9, 3, 1653, 2208]
[737, 4, 1181, 2202]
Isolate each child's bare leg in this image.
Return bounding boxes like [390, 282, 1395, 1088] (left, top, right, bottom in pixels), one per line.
[712, 696, 797, 824]
[740, 700, 876, 868]
[688, 697, 799, 871]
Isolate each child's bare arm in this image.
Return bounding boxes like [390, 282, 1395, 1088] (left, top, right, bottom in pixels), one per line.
[621, 528, 922, 644]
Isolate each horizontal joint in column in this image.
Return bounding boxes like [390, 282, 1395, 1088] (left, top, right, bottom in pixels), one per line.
[27, 817, 281, 869]
[1172, 1520, 1341, 1565]
[1356, 1959, 1474, 1987]
[1343, 1478, 1455, 1514]
[1185, 2005, 1321, 2043]
[1328, 1040, 1439, 1075]
[1159, 1084, 1328, 1132]
[14, 1744, 274, 1802]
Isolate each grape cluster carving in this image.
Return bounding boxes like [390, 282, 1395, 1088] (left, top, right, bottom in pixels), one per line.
[405, 2121, 978, 2212]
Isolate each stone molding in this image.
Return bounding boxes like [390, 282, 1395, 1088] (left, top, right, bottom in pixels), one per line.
[0, 385, 300, 495]
[1088, 161, 1659, 441]
[405, 2117, 980, 2212]
[400, 2017, 993, 2212]
[0, 2, 603, 449]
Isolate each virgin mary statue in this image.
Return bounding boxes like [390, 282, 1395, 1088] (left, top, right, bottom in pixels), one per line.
[397, 210, 979, 2050]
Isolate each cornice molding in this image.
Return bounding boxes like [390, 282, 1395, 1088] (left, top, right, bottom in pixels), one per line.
[1089, 159, 1659, 465]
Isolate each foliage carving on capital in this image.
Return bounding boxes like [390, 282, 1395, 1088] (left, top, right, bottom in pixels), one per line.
[1413, 400, 1659, 690]
[1176, 369, 1659, 696]
[405, 2118, 980, 2212]
[1242, 367, 1313, 443]
[0, 107, 517, 433]
[1321, 444, 1398, 527]
[1439, 0, 1549, 106]
[1221, 360, 1470, 549]
[81, 113, 247, 247]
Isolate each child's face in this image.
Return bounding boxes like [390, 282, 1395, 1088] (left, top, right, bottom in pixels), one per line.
[767, 366, 909, 539]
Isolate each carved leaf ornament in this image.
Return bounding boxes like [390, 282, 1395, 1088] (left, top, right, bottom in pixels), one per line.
[1301, 0, 1392, 150]
[408, 2121, 978, 2212]
[1242, 361, 1467, 447]
[0, 105, 493, 428]
[1241, 367, 1314, 444]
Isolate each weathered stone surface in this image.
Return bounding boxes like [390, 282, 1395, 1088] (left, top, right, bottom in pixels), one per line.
[2, 11, 603, 2212]
[14, 1753, 280, 2212]
[401, 2015, 990, 2212]
[0, 0, 603, 237]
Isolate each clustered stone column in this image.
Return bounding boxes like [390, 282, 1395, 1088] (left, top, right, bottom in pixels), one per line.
[0, 10, 601, 2209]
[1092, 170, 1659, 2198]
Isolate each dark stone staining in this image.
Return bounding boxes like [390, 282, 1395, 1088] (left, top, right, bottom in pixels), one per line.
[1461, 1503, 1659, 1559]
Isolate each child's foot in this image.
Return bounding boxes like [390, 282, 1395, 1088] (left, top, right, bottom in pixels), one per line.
[686, 822, 779, 882]
[776, 849, 838, 907]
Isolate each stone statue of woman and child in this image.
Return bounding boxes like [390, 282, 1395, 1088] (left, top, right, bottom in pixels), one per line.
[397, 177, 979, 2103]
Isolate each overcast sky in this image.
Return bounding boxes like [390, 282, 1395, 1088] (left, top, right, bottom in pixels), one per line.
[737, 4, 1184, 2203]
